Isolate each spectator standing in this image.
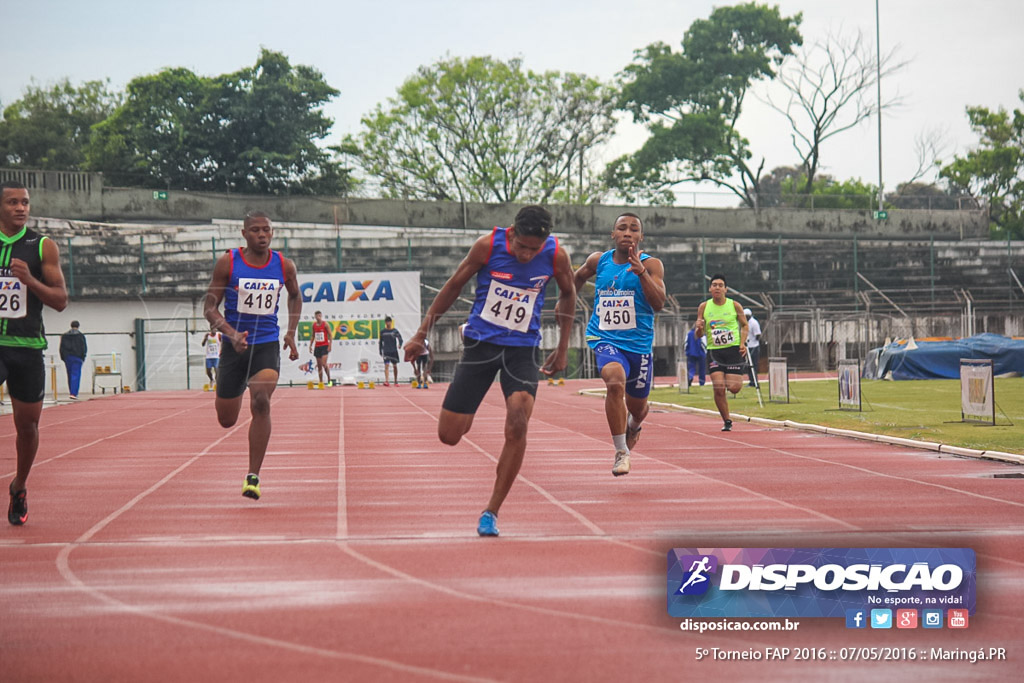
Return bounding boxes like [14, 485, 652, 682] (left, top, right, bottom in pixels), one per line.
[744, 308, 761, 387]
[59, 320, 87, 399]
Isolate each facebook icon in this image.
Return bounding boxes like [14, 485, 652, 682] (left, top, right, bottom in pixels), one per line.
[845, 609, 867, 629]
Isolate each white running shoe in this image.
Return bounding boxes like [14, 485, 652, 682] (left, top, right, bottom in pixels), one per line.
[612, 450, 631, 477]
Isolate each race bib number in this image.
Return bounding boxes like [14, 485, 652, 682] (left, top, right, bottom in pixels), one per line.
[0, 277, 26, 319]
[597, 295, 636, 330]
[711, 327, 736, 347]
[205, 341, 220, 357]
[237, 278, 280, 316]
[481, 280, 537, 333]
[314, 331, 326, 343]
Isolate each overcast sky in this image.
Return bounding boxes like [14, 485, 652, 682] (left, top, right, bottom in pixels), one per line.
[3, 0, 1022, 204]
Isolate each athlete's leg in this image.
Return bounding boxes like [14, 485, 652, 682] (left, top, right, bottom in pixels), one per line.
[215, 395, 245, 428]
[438, 409, 475, 445]
[9, 398, 42, 491]
[246, 368, 279, 475]
[484, 390, 534, 515]
[710, 370, 730, 422]
[725, 372, 744, 395]
[625, 394, 650, 430]
[600, 362, 628, 436]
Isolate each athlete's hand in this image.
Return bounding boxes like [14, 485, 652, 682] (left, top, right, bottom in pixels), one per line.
[540, 348, 568, 376]
[627, 244, 644, 273]
[9, 257, 34, 284]
[404, 336, 426, 362]
[284, 332, 299, 361]
[231, 330, 249, 353]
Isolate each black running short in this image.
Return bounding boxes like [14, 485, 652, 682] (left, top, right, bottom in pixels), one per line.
[216, 341, 281, 399]
[381, 351, 400, 364]
[313, 345, 330, 358]
[0, 346, 45, 403]
[707, 346, 746, 375]
[441, 340, 539, 415]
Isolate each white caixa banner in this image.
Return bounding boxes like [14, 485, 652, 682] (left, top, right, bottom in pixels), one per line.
[278, 271, 421, 385]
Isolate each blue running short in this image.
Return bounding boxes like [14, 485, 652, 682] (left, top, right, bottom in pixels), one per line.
[592, 342, 653, 399]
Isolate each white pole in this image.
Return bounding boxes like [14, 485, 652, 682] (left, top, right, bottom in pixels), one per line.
[876, 0, 884, 212]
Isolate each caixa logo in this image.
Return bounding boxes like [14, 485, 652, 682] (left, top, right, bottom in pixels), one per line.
[301, 279, 395, 302]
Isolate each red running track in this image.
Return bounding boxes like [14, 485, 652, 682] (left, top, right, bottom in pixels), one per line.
[2, 381, 1022, 682]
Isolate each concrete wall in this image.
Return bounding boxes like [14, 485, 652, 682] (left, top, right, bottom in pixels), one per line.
[11, 168, 988, 239]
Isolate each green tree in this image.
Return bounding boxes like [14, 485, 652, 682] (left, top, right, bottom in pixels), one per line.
[86, 49, 352, 194]
[609, 2, 802, 207]
[886, 182, 960, 210]
[776, 173, 875, 209]
[356, 56, 616, 204]
[0, 78, 121, 169]
[940, 91, 1024, 238]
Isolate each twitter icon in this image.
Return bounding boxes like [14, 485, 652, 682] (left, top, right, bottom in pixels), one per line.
[870, 609, 893, 629]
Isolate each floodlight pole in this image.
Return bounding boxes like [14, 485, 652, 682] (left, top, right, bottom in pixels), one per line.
[875, 0, 884, 212]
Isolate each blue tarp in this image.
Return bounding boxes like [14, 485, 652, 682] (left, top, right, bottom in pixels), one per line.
[864, 333, 1024, 380]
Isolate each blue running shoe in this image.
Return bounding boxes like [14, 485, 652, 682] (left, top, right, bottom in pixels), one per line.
[477, 510, 499, 537]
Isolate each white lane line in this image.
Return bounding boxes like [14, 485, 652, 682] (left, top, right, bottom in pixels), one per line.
[337, 386, 348, 539]
[2, 404, 202, 479]
[394, 389, 606, 536]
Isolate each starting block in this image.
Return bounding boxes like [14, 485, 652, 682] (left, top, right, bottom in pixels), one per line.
[203, 383, 211, 392]
[307, 381, 326, 390]
[357, 381, 365, 389]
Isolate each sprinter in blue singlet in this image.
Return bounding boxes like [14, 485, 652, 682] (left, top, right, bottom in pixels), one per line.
[573, 213, 666, 477]
[403, 205, 576, 537]
[202, 211, 301, 501]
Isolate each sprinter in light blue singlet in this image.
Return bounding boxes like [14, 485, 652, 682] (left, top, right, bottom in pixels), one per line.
[574, 213, 666, 477]
[402, 206, 576, 537]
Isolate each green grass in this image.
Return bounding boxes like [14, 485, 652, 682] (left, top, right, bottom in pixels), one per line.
[648, 378, 1024, 455]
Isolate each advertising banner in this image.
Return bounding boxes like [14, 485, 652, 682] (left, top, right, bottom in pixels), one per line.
[838, 359, 862, 411]
[768, 357, 789, 403]
[959, 359, 994, 425]
[279, 271, 421, 385]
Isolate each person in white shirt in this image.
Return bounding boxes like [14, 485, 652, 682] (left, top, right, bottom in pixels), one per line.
[744, 308, 762, 387]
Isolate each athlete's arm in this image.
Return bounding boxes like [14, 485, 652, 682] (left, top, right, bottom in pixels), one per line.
[404, 234, 489, 361]
[11, 238, 68, 312]
[572, 251, 601, 295]
[632, 252, 667, 312]
[541, 247, 576, 376]
[694, 302, 707, 337]
[282, 257, 301, 361]
[203, 252, 248, 352]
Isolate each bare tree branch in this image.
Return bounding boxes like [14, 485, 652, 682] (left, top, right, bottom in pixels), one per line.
[758, 28, 908, 192]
